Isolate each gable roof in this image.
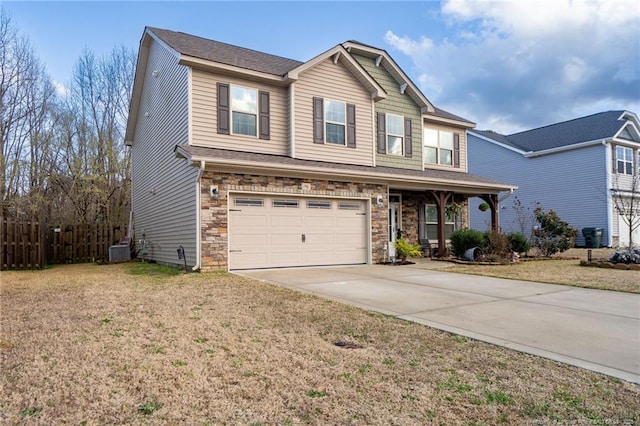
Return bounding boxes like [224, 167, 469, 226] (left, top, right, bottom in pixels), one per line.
[471, 110, 639, 154]
[147, 27, 302, 76]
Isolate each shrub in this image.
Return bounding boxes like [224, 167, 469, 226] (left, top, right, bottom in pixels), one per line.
[532, 207, 577, 257]
[450, 229, 485, 258]
[394, 238, 422, 263]
[483, 230, 511, 257]
[508, 232, 530, 254]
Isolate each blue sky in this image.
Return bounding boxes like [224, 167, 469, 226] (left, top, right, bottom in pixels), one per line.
[4, 0, 640, 133]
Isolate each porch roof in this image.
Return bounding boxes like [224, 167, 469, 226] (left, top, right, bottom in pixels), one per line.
[175, 145, 516, 195]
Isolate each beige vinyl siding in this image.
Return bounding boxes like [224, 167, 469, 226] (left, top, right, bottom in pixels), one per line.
[191, 70, 288, 155]
[294, 58, 374, 166]
[422, 121, 469, 173]
[131, 38, 199, 267]
[352, 54, 422, 170]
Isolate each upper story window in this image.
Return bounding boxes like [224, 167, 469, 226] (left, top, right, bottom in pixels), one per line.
[424, 128, 460, 167]
[386, 114, 404, 156]
[376, 112, 412, 158]
[313, 97, 356, 148]
[217, 82, 270, 140]
[231, 86, 257, 136]
[325, 100, 346, 145]
[616, 146, 634, 175]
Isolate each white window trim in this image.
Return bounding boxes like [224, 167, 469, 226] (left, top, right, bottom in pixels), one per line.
[230, 84, 258, 138]
[424, 128, 454, 166]
[324, 98, 346, 145]
[386, 113, 404, 156]
[616, 145, 634, 175]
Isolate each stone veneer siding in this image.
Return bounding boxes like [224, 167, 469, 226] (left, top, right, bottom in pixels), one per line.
[200, 171, 389, 270]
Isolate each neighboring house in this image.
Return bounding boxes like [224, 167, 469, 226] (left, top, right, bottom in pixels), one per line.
[125, 27, 514, 270]
[468, 111, 640, 248]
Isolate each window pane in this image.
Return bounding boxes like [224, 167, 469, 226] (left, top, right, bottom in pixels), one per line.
[326, 123, 345, 144]
[231, 86, 257, 113]
[440, 148, 452, 165]
[232, 111, 257, 136]
[425, 205, 437, 222]
[325, 100, 345, 123]
[387, 114, 404, 136]
[387, 135, 403, 155]
[424, 146, 438, 164]
[440, 131, 453, 149]
[624, 148, 633, 161]
[426, 224, 438, 240]
[424, 128, 438, 147]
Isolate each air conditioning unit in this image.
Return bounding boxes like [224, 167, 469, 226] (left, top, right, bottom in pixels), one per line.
[109, 244, 130, 262]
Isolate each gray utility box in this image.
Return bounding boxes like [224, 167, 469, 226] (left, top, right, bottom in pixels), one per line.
[109, 244, 131, 262]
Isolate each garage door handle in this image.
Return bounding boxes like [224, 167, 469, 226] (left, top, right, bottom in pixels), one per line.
[301, 234, 306, 243]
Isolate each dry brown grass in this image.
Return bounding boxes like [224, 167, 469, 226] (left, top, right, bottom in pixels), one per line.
[1, 263, 638, 425]
[438, 248, 640, 294]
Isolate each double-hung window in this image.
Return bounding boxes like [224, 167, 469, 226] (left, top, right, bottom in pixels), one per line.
[616, 146, 633, 175]
[424, 128, 455, 166]
[386, 114, 404, 156]
[217, 82, 270, 139]
[313, 97, 356, 148]
[423, 204, 456, 240]
[231, 86, 257, 137]
[325, 100, 346, 145]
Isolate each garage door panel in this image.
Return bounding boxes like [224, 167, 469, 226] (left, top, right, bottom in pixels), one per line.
[229, 195, 367, 269]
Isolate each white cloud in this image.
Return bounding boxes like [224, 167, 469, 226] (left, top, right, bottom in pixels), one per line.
[53, 80, 70, 97]
[385, 0, 640, 133]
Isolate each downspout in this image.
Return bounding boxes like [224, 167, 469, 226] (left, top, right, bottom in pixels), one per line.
[603, 140, 613, 247]
[193, 160, 205, 271]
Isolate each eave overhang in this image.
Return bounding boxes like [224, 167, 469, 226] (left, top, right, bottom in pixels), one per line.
[174, 145, 515, 195]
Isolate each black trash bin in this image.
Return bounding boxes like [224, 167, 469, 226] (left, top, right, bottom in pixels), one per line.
[582, 227, 602, 248]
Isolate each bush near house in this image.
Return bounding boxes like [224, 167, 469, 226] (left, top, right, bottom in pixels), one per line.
[450, 229, 485, 258]
[532, 207, 578, 257]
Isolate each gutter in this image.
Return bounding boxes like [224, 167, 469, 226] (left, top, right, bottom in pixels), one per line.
[603, 140, 614, 247]
[193, 160, 205, 271]
[175, 147, 516, 193]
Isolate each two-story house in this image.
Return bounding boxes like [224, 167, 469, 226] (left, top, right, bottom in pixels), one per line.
[125, 27, 514, 270]
[468, 111, 640, 248]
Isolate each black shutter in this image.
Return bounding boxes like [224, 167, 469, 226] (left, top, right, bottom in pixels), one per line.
[404, 118, 412, 158]
[377, 112, 386, 154]
[313, 97, 324, 144]
[346, 103, 356, 148]
[258, 91, 270, 140]
[453, 133, 460, 167]
[217, 83, 230, 135]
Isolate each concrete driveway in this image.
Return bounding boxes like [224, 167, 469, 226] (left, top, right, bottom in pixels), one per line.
[240, 264, 640, 384]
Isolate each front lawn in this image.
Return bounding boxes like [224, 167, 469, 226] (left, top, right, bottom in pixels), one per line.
[434, 248, 639, 293]
[1, 263, 638, 424]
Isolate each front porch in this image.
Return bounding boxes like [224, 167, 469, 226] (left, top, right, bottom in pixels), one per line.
[390, 189, 501, 258]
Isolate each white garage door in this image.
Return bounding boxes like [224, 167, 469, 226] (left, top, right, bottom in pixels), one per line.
[618, 213, 640, 248]
[229, 195, 368, 270]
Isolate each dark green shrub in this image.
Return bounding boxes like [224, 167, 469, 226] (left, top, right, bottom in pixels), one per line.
[533, 207, 578, 256]
[508, 232, 530, 254]
[450, 229, 485, 258]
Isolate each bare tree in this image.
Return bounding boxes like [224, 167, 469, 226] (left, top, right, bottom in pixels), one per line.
[611, 167, 640, 248]
[0, 10, 57, 218]
[52, 45, 135, 224]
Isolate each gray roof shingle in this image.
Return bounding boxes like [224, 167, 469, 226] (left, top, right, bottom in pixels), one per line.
[475, 111, 627, 152]
[177, 145, 513, 190]
[148, 27, 303, 76]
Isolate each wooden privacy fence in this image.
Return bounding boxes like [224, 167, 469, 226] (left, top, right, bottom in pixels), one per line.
[1, 217, 45, 270]
[1, 217, 128, 270]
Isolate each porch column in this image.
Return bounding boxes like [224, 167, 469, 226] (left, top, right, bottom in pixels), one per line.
[430, 190, 452, 257]
[480, 194, 499, 231]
